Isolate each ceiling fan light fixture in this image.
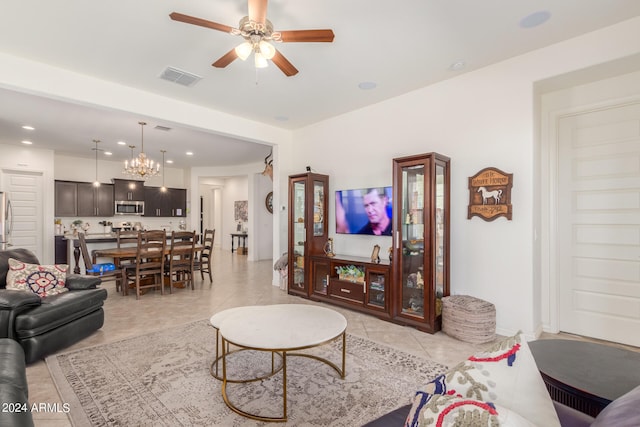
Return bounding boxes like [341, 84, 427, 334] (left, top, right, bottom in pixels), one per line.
[254, 52, 269, 68]
[258, 40, 276, 59]
[235, 41, 253, 61]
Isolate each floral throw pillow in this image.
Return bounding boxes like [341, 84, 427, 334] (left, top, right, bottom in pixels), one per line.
[6, 258, 69, 297]
[406, 333, 560, 427]
[406, 393, 536, 427]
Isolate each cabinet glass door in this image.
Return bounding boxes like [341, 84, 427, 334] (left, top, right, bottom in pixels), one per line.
[401, 164, 425, 317]
[292, 181, 306, 290]
[313, 180, 325, 237]
[435, 164, 446, 307]
[312, 258, 330, 295]
[367, 271, 386, 309]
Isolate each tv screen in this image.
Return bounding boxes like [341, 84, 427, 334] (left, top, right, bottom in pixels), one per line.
[335, 187, 393, 236]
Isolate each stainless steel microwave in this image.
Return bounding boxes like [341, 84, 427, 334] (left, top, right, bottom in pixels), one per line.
[115, 200, 144, 215]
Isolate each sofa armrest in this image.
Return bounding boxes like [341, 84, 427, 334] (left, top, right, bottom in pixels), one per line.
[553, 401, 594, 427]
[66, 274, 102, 290]
[0, 290, 41, 339]
[0, 290, 41, 311]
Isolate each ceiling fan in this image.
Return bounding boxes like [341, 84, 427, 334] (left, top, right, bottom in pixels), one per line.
[170, 0, 335, 76]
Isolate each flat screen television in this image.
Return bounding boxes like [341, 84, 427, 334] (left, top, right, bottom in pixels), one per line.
[335, 186, 393, 235]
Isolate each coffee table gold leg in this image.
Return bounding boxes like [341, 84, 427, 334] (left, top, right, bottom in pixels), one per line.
[341, 331, 346, 379]
[282, 351, 287, 420]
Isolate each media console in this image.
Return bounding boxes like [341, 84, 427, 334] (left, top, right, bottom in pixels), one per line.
[309, 255, 392, 320]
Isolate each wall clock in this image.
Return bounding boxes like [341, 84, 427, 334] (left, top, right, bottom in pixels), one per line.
[265, 191, 273, 214]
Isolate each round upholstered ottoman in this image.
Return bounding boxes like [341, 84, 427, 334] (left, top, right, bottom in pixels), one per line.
[442, 295, 496, 344]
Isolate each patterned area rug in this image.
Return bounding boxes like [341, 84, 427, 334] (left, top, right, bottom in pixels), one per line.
[46, 319, 446, 426]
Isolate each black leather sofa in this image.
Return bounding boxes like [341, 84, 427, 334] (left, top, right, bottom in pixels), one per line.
[0, 338, 34, 427]
[0, 248, 107, 364]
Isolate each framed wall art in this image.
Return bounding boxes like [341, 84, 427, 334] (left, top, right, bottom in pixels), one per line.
[234, 200, 248, 222]
[468, 167, 513, 221]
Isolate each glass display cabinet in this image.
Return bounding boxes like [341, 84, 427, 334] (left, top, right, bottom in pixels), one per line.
[287, 172, 329, 297]
[392, 153, 450, 333]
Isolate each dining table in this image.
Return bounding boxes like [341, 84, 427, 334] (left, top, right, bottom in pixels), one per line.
[91, 244, 203, 266]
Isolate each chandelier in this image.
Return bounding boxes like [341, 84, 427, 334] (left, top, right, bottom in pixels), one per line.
[123, 121, 159, 179]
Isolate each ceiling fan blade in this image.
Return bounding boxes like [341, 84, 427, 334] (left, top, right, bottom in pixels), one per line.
[279, 29, 335, 43]
[212, 49, 239, 68]
[248, 0, 268, 25]
[170, 12, 233, 33]
[272, 50, 299, 76]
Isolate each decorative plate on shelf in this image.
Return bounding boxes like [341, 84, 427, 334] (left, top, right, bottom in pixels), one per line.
[265, 191, 273, 214]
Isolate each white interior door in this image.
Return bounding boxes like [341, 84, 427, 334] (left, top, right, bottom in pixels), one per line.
[557, 102, 640, 347]
[1, 170, 43, 260]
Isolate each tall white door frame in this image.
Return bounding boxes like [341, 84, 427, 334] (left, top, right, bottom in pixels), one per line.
[540, 87, 640, 342]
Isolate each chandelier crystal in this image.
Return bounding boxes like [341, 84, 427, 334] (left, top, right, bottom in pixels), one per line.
[123, 121, 160, 180]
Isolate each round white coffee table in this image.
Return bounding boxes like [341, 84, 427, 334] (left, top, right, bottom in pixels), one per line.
[217, 304, 347, 422]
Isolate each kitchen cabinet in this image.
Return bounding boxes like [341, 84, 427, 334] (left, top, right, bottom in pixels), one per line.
[77, 183, 114, 217]
[55, 180, 114, 217]
[113, 179, 144, 201]
[143, 186, 186, 217]
[392, 152, 450, 333]
[55, 181, 78, 217]
[287, 172, 329, 297]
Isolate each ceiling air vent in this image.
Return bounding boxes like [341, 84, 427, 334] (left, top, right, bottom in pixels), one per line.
[154, 125, 172, 132]
[159, 66, 202, 87]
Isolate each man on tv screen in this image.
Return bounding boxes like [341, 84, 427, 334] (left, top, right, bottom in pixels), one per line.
[359, 188, 392, 236]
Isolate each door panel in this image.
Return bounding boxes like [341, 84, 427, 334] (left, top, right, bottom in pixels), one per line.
[558, 102, 640, 347]
[1, 171, 43, 259]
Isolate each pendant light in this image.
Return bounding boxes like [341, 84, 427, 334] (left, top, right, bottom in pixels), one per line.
[160, 150, 167, 193]
[92, 139, 101, 187]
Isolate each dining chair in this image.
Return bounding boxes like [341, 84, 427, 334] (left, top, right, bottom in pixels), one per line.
[123, 230, 166, 299]
[198, 229, 215, 282]
[78, 232, 124, 293]
[165, 230, 196, 291]
[116, 229, 139, 268]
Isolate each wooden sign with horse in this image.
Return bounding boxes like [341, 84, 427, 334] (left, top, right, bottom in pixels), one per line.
[468, 167, 513, 221]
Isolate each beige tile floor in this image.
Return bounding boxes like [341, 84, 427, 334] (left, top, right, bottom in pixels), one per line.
[25, 248, 639, 426]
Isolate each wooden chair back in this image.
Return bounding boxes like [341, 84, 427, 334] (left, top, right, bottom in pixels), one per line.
[117, 230, 139, 247]
[78, 232, 123, 292]
[167, 230, 196, 290]
[199, 229, 215, 282]
[127, 230, 166, 299]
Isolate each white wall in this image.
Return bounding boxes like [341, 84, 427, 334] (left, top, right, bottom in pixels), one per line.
[288, 17, 640, 338]
[190, 161, 274, 264]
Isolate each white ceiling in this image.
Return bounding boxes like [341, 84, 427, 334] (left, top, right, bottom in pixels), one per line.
[1, 0, 639, 167]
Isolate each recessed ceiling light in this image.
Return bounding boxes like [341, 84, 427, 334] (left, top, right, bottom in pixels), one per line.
[104, 151, 113, 156]
[186, 151, 193, 156]
[117, 141, 126, 145]
[449, 61, 466, 71]
[358, 81, 377, 90]
[519, 10, 551, 29]
[21, 140, 33, 145]
[166, 160, 174, 164]
[22, 125, 35, 130]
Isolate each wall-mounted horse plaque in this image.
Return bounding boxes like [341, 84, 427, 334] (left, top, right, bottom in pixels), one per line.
[468, 167, 513, 221]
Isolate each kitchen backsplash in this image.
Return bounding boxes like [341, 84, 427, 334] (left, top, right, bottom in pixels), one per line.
[55, 215, 192, 235]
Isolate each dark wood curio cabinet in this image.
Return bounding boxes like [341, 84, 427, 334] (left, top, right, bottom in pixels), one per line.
[392, 152, 450, 333]
[287, 172, 329, 297]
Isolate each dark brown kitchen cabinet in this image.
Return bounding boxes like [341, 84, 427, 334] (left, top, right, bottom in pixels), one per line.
[55, 180, 114, 217]
[143, 186, 186, 217]
[55, 181, 78, 217]
[77, 183, 114, 217]
[113, 179, 144, 201]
